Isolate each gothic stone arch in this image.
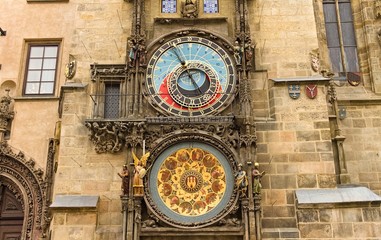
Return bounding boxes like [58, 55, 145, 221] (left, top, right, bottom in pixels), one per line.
[0, 141, 48, 240]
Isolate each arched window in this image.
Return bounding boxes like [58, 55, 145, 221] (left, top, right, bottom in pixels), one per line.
[323, 0, 358, 73]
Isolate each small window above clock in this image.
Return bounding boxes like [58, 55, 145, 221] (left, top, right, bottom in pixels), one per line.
[162, 0, 177, 13]
[204, 0, 218, 13]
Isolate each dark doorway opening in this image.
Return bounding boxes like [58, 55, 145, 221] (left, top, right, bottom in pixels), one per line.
[0, 185, 23, 240]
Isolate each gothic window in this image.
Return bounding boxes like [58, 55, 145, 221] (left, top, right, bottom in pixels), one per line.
[204, 0, 218, 13]
[162, 0, 177, 13]
[323, 0, 359, 73]
[24, 44, 59, 95]
[104, 83, 120, 119]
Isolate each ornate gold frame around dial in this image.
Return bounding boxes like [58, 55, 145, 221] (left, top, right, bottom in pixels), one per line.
[144, 132, 239, 228]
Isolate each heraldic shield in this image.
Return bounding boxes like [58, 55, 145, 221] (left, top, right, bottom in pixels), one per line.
[288, 84, 301, 99]
[306, 84, 318, 99]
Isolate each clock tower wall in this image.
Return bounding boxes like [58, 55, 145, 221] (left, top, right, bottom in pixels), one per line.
[145, 0, 236, 41]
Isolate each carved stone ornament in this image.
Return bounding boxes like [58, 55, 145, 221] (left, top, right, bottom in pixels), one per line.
[0, 89, 14, 130]
[0, 141, 49, 239]
[375, 0, 381, 19]
[90, 64, 128, 81]
[181, 0, 198, 18]
[310, 49, 320, 72]
[377, 28, 381, 47]
[85, 117, 252, 154]
[64, 55, 76, 80]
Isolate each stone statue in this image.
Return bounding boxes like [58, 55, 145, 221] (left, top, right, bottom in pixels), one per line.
[235, 163, 248, 197]
[252, 162, 265, 195]
[0, 89, 14, 140]
[244, 40, 254, 68]
[138, 44, 147, 66]
[118, 165, 129, 195]
[132, 151, 150, 196]
[182, 0, 198, 18]
[128, 40, 139, 67]
[233, 41, 242, 65]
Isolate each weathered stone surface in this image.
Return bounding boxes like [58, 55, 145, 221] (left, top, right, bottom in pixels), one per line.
[297, 209, 319, 222]
[318, 174, 337, 188]
[362, 208, 381, 222]
[297, 174, 317, 188]
[332, 223, 354, 238]
[299, 223, 332, 238]
[296, 131, 321, 141]
[270, 175, 297, 189]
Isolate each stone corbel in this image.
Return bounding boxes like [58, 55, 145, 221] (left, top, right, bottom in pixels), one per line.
[85, 121, 132, 154]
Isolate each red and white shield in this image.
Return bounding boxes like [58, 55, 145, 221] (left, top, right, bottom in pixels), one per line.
[305, 84, 318, 99]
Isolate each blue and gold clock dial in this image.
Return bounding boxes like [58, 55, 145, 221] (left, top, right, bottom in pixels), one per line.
[146, 36, 236, 116]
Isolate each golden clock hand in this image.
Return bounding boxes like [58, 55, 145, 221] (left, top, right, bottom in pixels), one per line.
[171, 43, 186, 66]
[185, 69, 202, 95]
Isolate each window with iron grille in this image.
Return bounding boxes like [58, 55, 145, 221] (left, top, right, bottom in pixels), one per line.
[104, 83, 120, 119]
[24, 44, 59, 95]
[204, 0, 218, 13]
[323, 0, 359, 73]
[162, 0, 177, 13]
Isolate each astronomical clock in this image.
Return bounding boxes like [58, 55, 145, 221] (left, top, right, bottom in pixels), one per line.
[145, 36, 236, 116]
[86, 0, 259, 239]
[142, 32, 243, 230]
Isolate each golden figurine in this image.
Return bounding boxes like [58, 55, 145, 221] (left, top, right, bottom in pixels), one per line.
[132, 151, 150, 196]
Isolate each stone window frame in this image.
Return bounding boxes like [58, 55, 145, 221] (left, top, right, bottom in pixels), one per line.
[92, 79, 126, 119]
[22, 41, 61, 96]
[322, 0, 359, 74]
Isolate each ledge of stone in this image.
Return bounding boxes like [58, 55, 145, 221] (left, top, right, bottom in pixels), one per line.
[296, 186, 381, 208]
[140, 226, 243, 236]
[270, 75, 330, 83]
[50, 195, 99, 210]
[154, 17, 228, 24]
[61, 82, 88, 89]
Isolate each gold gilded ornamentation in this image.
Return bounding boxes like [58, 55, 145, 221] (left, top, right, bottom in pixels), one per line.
[157, 148, 226, 217]
[132, 151, 150, 196]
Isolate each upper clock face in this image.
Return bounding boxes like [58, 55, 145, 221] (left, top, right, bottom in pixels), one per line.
[146, 36, 236, 116]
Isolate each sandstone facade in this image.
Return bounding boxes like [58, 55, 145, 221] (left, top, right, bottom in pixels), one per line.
[0, 0, 380, 239]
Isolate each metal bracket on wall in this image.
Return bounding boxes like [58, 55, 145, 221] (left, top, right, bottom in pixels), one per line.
[0, 28, 6, 36]
[338, 106, 346, 119]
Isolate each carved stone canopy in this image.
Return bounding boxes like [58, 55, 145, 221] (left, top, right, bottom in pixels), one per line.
[84, 116, 257, 154]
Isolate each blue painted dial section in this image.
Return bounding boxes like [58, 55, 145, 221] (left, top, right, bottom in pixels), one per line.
[153, 42, 228, 92]
[146, 36, 236, 116]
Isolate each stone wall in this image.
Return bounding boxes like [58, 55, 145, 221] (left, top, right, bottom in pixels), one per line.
[339, 102, 381, 195]
[256, 81, 335, 232]
[297, 206, 381, 239]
